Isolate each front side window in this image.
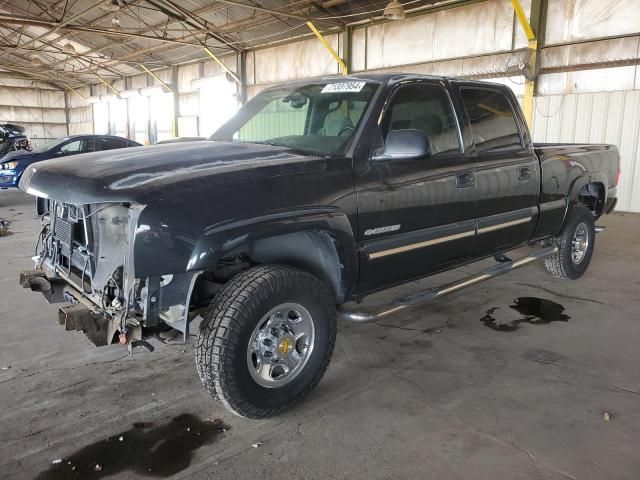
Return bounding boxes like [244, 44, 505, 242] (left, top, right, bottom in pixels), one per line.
[460, 88, 522, 152]
[212, 81, 380, 156]
[34, 137, 68, 153]
[382, 83, 461, 156]
[59, 140, 83, 155]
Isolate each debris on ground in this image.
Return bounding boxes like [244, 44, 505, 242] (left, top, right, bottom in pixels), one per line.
[1, 366, 10, 370]
[0, 220, 9, 237]
[604, 412, 611, 421]
[251, 442, 263, 448]
[118, 436, 124, 442]
[51, 459, 62, 464]
[94, 464, 102, 472]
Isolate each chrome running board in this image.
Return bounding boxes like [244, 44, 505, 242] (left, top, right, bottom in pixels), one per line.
[338, 246, 558, 322]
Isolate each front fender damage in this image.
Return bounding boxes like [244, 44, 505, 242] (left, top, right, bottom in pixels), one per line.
[19, 198, 203, 347]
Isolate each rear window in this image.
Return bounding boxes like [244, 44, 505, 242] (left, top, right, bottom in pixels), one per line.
[99, 138, 128, 150]
[460, 88, 522, 152]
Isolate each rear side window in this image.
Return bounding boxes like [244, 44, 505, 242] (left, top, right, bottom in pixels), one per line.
[460, 88, 522, 152]
[99, 138, 127, 150]
[382, 83, 461, 156]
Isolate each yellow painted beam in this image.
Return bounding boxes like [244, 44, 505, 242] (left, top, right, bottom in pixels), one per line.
[306, 21, 348, 76]
[95, 73, 120, 95]
[203, 47, 241, 83]
[63, 82, 87, 100]
[510, 0, 537, 128]
[522, 79, 535, 128]
[138, 64, 174, 93]
[510, 0, 535, 42]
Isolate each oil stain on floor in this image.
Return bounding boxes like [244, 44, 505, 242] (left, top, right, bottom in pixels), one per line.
[481, 297, 569, 332]
[36, 414, 230, 479]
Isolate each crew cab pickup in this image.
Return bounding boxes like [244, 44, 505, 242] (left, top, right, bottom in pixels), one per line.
[18, 74, 620, 419]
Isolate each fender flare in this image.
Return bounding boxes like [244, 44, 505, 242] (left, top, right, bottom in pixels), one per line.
[563, 172, 609, 225]
[186, 208, 359, 301]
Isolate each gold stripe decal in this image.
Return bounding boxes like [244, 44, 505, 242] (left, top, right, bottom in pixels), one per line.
[368, 215, 532, 260]
[368, 230, 475, 260]
[477, 216, 531, 234]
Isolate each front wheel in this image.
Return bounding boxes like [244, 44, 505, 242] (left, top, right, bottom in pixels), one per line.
[544, 205, 596, 280]
[196, 265, 336, 418]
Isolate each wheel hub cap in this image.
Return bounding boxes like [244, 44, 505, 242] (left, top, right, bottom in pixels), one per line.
[247, 303, 315, 388]
[571, 222, 590, 265]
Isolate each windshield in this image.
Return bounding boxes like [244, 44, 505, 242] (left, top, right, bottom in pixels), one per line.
[32, 137, 69, 153]
[211, 81, 380, 156]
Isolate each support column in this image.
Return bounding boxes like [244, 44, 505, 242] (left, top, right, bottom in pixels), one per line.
[510, 0, 546, 128]
[172, 66, 179, 137]
[239, 50, 248, 105]
[64, 91, 70, 136]
[344, 26, 353, 74]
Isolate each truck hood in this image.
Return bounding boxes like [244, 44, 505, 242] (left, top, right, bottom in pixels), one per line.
[19, 140, 321, 204]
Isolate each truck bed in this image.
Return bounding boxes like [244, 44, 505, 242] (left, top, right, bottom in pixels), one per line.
[534, 143, 620, 191]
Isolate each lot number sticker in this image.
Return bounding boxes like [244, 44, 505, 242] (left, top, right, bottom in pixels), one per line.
[321, 82, 366, 93]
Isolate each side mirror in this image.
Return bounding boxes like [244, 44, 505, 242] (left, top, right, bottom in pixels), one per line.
[371, 129, 431, 162]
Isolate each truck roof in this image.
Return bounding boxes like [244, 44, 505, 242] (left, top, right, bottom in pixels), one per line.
[275, 72, 508, 90]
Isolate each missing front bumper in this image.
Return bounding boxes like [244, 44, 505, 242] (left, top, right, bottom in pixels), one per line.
[19, 270, 66, 303]
[19, 270, 122, 347]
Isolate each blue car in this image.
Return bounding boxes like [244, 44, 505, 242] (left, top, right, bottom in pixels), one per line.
[0, 134, 141, 189]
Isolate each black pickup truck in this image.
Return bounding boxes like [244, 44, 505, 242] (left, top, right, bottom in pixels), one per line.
[19, 74, 620, 419]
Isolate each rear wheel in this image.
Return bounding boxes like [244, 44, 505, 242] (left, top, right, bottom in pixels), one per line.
[544, 205, 595, 280]
[196, 265, 336, 418]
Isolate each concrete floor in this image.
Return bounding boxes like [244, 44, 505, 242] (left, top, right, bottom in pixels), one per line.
[1, 189, 640, 480]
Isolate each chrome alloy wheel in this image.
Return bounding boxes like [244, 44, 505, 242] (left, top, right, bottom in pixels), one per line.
[571, 222, 590, 265]
[247, 303, 315, 388]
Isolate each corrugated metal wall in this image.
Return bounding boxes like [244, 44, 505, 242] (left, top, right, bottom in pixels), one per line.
[0, 76, 67, 147]
[532, 91, 640, 213]
[67, 86, 92, 135]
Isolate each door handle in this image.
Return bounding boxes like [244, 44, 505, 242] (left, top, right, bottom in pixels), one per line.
[456, 172, 475, 188]
[518, 167, 531, 180]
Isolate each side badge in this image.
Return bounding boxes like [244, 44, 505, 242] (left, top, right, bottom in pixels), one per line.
[364, 224, 401, 236]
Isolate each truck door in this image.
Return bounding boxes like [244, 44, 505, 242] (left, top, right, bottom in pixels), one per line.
[455, 84, 540, 259]
[355, 80, 476, 291]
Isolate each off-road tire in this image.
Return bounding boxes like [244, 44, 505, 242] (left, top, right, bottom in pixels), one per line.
[196, 265, 336, 419]
[544, 205, 595, 280]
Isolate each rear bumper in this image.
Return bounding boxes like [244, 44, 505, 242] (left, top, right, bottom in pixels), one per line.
[606, 187, 617, 214]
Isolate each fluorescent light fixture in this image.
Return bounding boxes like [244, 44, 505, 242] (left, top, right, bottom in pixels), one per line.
[62, 43, 76, 55]
[87, 96, 101, 104]
[102, 0, 120, 12]
[111, 16, 122, 30]
[383, 0, 405, 20]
